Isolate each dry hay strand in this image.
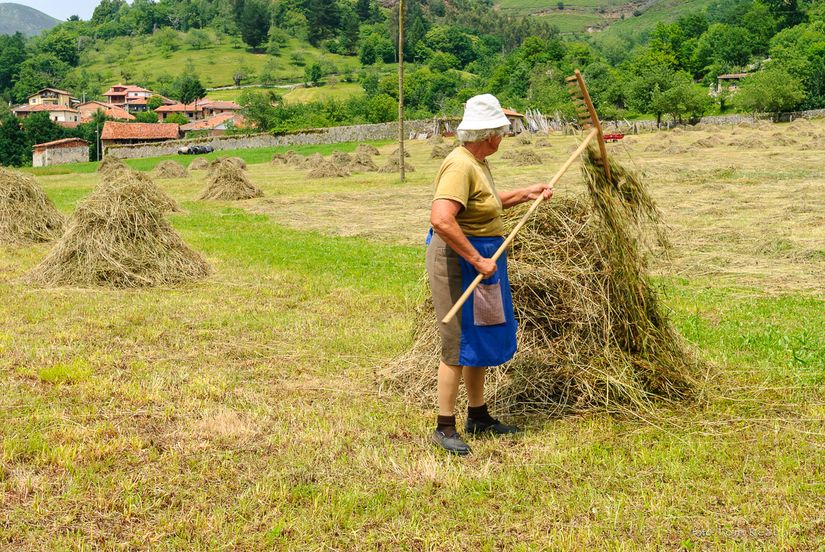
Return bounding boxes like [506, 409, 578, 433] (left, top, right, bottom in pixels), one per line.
[383, 146, 698, 416]
[200, 161, 263, 200]
[770, 132, 798, 146]
[693, 136, 723, 148]
[534, 138, 552, 148]
[154, 160, 188, 179]
[732, 136, 767, 149]
[517, 133, 532, 145]
[0, 167, 65, 244]
[356, 143, 380, 156]
[378, 156, 415, 173]
[348, 152, 379, 172]
[307, 160, 350, 178]
[331, 151, 352, 165]
[189, 157, 210, 170]
[208, 157, 246, 174]
[511, 150, 543, 166]
[25, 171, 211, 288]
[430, 144, 456, 159]
[97, 168, 180, 214]
[97, 155, 128, 177]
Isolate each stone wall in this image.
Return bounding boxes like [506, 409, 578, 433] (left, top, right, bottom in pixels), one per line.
[33, 145, 90, 167]
[105, 120, 434, 160]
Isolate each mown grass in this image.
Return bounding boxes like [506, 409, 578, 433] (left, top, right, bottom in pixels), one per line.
[1, 130, 823, 549]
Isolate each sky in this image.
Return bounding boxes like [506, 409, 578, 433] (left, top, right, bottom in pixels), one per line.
[9, 0, 112, 21]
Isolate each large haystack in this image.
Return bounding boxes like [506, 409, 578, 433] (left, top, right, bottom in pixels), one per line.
[154, 160, 188, 179]
[377, 156, 415, 173]
[430, 144, 456, 159]
[0, 168, 65, 244]
[97, 155, 128, 177]
[200, 160, 263, 200]
[356, 143, 380, 156]
[25, 172, 211, 288]
[511, 150, 543, 166]
[189, 158, 210, 170]
[307, 160, 350, 178]
[97, 169, 180, 213]
[384, 147, 699, 415]
[348, 153, 379, 172]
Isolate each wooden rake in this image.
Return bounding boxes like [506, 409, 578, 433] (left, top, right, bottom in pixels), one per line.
[440, 69, 611, 324]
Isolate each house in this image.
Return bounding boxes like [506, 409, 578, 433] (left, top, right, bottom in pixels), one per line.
[77, 101, 135, 122]
[715, 73, 751, 95]
[124, 95, 177, 113]
[32, 137, 90, 167]
[200, 100, 242, 118]
[180, 113, 246, 136]
[503, 108, 527, 134]
[100, 121, 180, 148]
[12, 104, 82, 128]
[27, 87, 78, 108]
[155, 102, 206, 122]
[102, 85, 154, 109]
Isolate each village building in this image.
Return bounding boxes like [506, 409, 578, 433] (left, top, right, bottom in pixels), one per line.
[102, 85, 154, 109]
[77, 101, 135, 122]
[715, 73, 751, 95]
[155, 102, 206, 122]
[12, 104, 82, 128]
[180, 113, 246, 136]
[200, 101, 243, 118]
[100, 121, 180, 148]
[26, 87, 79, 108]
[503, 108, 527, 134]
[32, 137, 90, 167]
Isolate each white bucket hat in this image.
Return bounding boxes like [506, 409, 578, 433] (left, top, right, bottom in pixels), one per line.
[457, 94, 510, 131]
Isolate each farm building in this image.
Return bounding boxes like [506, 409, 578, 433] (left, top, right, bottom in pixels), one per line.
[101, 121, 180, 148]
[180, 113, 246, 136]
[32, 137, 90, 167]
[77, 101, 135, 122]
[715, 73, 751, 95]
[503, 108, 527, 134]
[26, 87, 78, 108]
[12, 104, 82, 128]
[103, 85, 154, 108]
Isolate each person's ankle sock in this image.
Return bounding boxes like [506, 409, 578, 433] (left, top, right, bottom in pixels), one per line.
[437, 415, 457, 437]
[468, 403, 496, 424]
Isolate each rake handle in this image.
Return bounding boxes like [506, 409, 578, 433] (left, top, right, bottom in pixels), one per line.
[440, 128, 599, 325]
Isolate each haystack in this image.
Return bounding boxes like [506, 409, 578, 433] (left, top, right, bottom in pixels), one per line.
[0, 168, 65, 244]
[25, 172, 211, 288]
[154, 160, 188, 179]
[331, 151, 352, 165]
[384, 146, 698, 415]
[200, 160, 263, 200]
[348, 153, 379, 172]
[307, 160, 350, 178]
[693, 136, 723, 148]
[430, 144, 456, 159]
[190, 158, 210, 170]
[97, 156, 128, 177]
[427, 133, 443, 145]
[534, 138, 552, 148]
[732, 136, 767, 149]
[356, 143, 380, 156]
[511, 150, 543, 166]
[300, 153, 325, 169]
[390, 147, 411, 158]
[97, 169, 180, 213]
[208, 157, 246, 174]
[517, 133, 532, 145]
[377, 156, 415, 173]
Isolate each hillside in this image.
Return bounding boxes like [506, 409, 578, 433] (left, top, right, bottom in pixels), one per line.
[0, 3, 59, 36]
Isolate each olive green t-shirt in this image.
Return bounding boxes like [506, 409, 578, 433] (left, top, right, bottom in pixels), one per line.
[432, 146, 504, 237]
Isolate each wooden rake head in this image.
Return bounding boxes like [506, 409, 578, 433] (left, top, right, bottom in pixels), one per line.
[566, 69, 612, 183]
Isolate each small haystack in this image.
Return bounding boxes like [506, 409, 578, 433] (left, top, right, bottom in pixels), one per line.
[731, 136, 767, 149]
[307, 160, 350, 178]
[534, 138, 552, 148]
[430, 144, 456, 159]
[390, 147, 411, 158]
[427, 134, 443, 145]
[511, 150, 543, 166]
[378, 156, 415, 173]
[154, 160, 188, 179]
[384, 146, 698, 415]
[97, 169, 180, 214]
[190, 158, 210, 170]
[300, 153, 325, 169]
[517, 133, 532, 145]
[348, 153, 379, 172]
[0, 168, 65, 244]
[208, 157, 246, 174]
[356, 143, 380, 156]
[25, 172, 210, 288]
[200, 160, 263, 200]
[693, 136, 723, 148]
[331, 151, 352, 165]
[97, 156, 128, 177]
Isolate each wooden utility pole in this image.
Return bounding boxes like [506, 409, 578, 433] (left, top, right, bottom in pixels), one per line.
[398, 0, 405, 181]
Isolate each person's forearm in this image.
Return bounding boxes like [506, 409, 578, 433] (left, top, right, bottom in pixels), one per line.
[432, 216, 485, 269]
[499, 188, 532, 208]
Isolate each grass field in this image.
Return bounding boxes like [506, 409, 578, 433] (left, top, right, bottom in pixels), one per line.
[2, 124, 824, 548]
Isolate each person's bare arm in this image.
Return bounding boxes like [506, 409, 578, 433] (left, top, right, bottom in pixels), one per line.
[431, 199, 497, 278]
[498, 183, 554, 208]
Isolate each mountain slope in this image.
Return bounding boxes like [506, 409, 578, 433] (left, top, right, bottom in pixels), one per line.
[0, 3, 60, 36]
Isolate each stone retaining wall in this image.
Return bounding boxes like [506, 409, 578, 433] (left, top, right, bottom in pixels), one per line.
[104, 120, 433, 160]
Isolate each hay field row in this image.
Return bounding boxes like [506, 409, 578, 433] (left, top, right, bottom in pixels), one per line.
[1, 122, 823, 549]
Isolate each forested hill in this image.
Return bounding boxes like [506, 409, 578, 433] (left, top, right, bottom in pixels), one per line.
[0, 3, 59, 36]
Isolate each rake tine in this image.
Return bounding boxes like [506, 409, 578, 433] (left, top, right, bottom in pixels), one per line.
[567, 69, 612, 183]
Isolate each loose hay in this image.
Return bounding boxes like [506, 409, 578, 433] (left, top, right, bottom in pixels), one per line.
[97, 155, 128, 177]
[510, 150, 543, 166]
[331, 151, 352, 165]
[200, 160, 263, 200]
[154, 160, 188, 179]
[208, 157, 246, 174]
[356, 143, 380, 156]
[390, 147, 412, 158]
[189, 158, 210, 170]
[97, 169, 180, 214]
[430, 144, 456, 159]
[378, 156, 415, 173]
[517, 133, 532, 145]
[384, 146, 699, 415]
[300, 153, 325, 169]
[348, 153, 379, 172]
[0, 168, 65, 244]
[25, 171, 211, 288]
[307, 160, 351, 178]
[693, 136, 723, 148]
[534, 138, 552, 148]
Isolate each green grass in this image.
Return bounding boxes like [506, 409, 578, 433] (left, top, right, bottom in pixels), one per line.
[282, 82, 365, 103]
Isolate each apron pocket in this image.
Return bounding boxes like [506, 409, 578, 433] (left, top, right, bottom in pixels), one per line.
[473, 282, 506, 326]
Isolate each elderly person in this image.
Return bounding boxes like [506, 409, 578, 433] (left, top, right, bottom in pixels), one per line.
[427, 94, 553, 455]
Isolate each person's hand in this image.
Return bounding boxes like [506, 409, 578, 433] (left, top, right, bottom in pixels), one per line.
[474, 257, 497, 278]
[525, 183, 554, 201]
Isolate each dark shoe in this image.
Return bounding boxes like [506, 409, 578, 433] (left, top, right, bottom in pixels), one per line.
[431, 429, 472, 456]
[466, 417, 521, 436]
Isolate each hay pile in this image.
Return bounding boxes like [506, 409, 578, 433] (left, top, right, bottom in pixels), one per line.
[534, 138, 552, 148]
[209, 157, 246, 174]
[390, 147, 411, 158]
[384, 146, 698, 415]
[26, 170, 210, 288]
[517, 133, 532, 145]
[154, 160, 188, 179]
[348, 153, 379, 172]
[770, 132, 797, 146]
[430, 144, 456, 159]
[331, 151, 352, 165]
[511, 150, 543, 166]
[300, 153, 325, 169]
[190, 158, 210, 170]
[732, 136, 767, 149]
[427, 134, 443, 144]
[377, 156, 415, 173]
[693, 136, 723, 148]
[200, 160, 263, 200]
[97, 156, 128, 177]
[356, 143, 380, 156]
[0, 168, 65, 244]
[97, 169, 180, 213]
[307, 160, 350, 178]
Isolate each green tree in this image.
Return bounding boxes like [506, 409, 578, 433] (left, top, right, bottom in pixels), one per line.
[175, 74, 206, 104]
[135, 111, 159, 123]
[692, 24, 752, 73]
[147, 95, 166, 110]
[0, 114, 27, 167]
[11, 54, 71, 103]
[164, 113, 188, 124]
[154, 28, 180, 55]
[37, 29, 80, 67]
[366, 93, 396, 123]
[734, 67, 805, 119]
[23, 112, 65, 150]
[305, 63, 323, 87]
[237, 0, 271, 51]
[0, 33, 26, 94]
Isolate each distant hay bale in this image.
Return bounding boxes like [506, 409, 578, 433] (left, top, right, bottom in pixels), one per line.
[732, 136, 767, 149]
[430, 144, 456, 159]
[534, 138, 552, 148]
[511, 150, 543, 166]
[307, 160, 350, 178]
[517, 133, 532, 145]
[97, 156, 128, 177]
[356, 143, 380, 156]
[770, 132, 797, 146]
[390, 147, 411, 158]
[0, 167, 65, 245]
[189, 158, 209, 170]
[200, 160, 263, 200]
[25, 171, 211, 288]
[300, 153, 325, 169]
[383, 146, 699, 416]
[331, 151, 352, 165]
[693, 136, 723, 148]
[671, 127, 683, 134]
[501, 149, 517, 159]
[348, 153, 379, 172]
[279, 151, 304, 167]
[154, 160, 188, 179]
[378, 156, 415, 173]
[663, 144, 690, 155]
[208, 157, 246, 175]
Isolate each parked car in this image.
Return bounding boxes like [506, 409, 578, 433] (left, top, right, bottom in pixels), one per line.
[177, 145, 214, 155]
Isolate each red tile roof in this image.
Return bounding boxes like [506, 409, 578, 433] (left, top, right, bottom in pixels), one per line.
[58, 121, 81, 129]
[13, 104, 79, 113]
[155, 102, 202, 113]
[33, 137, 90, 150]
[201, 100, 242, 110]
[31, 87, 74, 97]
[103, 84, 153, 95]
[180, 112, 245, 132]
[502, 108, 525, 118]
[78, 101, 135, 121]
[101, 122, 180, 141]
